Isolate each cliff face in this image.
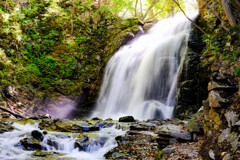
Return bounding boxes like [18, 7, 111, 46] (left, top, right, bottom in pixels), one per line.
[197, 0, 239, 159]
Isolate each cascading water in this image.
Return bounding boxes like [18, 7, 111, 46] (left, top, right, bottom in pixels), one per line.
[92, 12, 198, 120]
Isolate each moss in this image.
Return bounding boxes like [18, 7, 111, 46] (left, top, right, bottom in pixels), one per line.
[0, 0, 141, 107]
[156, 149, 164, 160]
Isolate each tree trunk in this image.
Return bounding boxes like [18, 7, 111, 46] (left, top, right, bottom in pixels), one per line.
[135, 0, 138, 17]
[221, 0, 236, 26]
[142, 0, 160, 21]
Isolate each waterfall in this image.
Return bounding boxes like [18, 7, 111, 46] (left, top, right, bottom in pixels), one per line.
[92, 12, 198, 120]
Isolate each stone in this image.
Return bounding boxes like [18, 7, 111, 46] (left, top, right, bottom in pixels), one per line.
[47, 139, 59, 150]
[130, 123, 155, 131]
[157, 147, 175, 159]
[223, 153, 233, 160]
[209, 90, 228, 107]
[224, 111, 239, 127]
[209, 149, 215, 160]
[31, 130, 44, 142]
[0, 121, 14, 133]
[20, 138, 46, 151]
[119, 116, 134, 122]
[209, 108, 222, 126]
[155, 124, 192, 141]
[74, 136, 89, 151]
[33, 151, 62, 157]
[208, 81, 235, 91]
[91, 117, 102, 120]
[218, 128, 230, 143]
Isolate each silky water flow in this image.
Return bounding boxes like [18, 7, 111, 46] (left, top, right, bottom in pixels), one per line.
[92, 12, 197, 120]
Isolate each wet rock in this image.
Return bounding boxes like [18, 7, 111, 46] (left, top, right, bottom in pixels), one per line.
[39, 119, 99, 133]
[20, 138, 46, 151]
[0, 121, 14, 133]
[91, 117, 102, 120]
[120, 32, 134, 46]
[74, 135, 89, 151]
[96, 121, 114, 128]
[119, 116, 134, 122]
[47, 139, 59, 150]
[130, 122, 155, 131]
[31, 130, 44, 142]
[33, 151, 62, 157]
[142, 20, 158, 31]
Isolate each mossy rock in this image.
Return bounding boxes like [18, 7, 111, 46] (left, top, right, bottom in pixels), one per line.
[0, 121, 14, 133]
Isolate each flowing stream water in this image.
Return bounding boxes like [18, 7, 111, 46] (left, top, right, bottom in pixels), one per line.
[0, 120, 126, 159]
[91, 12, 197, 120]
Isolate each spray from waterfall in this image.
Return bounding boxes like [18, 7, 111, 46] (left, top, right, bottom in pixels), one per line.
[91, 12, 198, 120]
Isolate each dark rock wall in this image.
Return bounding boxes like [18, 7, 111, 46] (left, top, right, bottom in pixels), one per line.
[176, 17, 210, 119]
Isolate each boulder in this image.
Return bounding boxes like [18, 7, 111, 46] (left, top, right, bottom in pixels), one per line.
[224, 111, 239, 127]
[74, 136, 90, 151]
[31, 130, 44, 142]
[155, 124, 192, 141]
[209, 90, 228, 107]
[119, 116, 135, 122]
[20, 138, 46, 151]
[0, 121, 14, 133]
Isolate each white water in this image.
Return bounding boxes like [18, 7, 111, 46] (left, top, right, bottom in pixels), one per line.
[0, 122, 126, 160]
[92, 12, 197, 120]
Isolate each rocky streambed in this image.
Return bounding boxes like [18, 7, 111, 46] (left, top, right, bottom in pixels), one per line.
[0, 115, 205, 160]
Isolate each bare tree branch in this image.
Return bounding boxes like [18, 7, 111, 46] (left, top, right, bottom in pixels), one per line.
[0, 106, 25, 118]
[142, 0, 160, 21]
[172, 0, 207, 34]
[135, 0, 138, 17]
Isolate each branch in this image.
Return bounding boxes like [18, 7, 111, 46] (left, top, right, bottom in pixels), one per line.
[147, 10, 165, 20]
[0, 106, 25, 118]
[142, 0, 160, 21]
[0, 89, 25, 119]
[172, 0, 207, 34]
[202, 0, 230, 32]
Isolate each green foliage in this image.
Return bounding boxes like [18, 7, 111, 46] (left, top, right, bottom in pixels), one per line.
[202, 25, 240, 76]
[0, 0, 142, 97]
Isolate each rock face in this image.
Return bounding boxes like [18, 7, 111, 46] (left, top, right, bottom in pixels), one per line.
[195, 0, 240, 159]
[176, 16, 209, 119]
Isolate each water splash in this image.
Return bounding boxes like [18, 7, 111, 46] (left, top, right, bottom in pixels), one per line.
[0, 122, 125, 160]
[91, 12, 198, 120]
